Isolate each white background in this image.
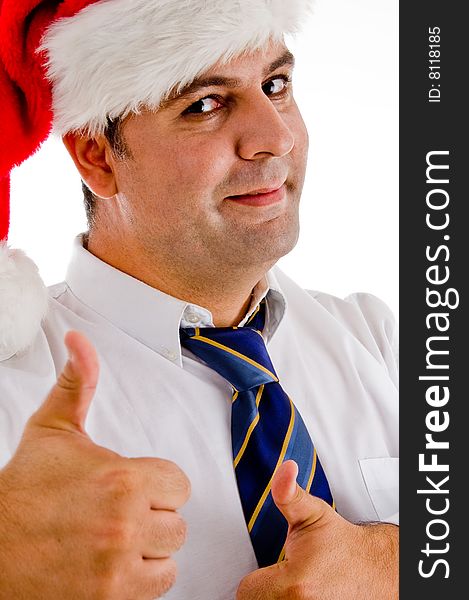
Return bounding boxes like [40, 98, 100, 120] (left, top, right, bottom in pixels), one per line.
[9, 0, 398, 317]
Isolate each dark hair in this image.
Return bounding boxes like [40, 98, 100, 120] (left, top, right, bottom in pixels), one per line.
[82, 116, 129, 228]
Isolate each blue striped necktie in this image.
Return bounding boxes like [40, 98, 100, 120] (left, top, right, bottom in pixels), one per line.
[180, 300, 334, 567]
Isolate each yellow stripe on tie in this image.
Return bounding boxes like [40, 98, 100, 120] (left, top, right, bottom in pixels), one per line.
[305, 448, 317, 494]
[248, 398, 295, 532]
[233, 385, 264, 468]
[192, 335, 278, 382]
[246, 304, 260, 324]
[277, 544, 286, 563]
[232, 390, 239, 403]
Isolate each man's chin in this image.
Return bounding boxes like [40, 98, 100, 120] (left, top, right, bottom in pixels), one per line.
[221, 221, 299, 268]
[269, 228, 300, 262]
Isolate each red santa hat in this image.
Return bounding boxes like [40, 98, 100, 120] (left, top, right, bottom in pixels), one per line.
[0, 0, 311, 360]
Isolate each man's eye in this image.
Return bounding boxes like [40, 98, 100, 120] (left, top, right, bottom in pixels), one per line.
[184, 97, 222, 115]
[262, 76, 290, 96]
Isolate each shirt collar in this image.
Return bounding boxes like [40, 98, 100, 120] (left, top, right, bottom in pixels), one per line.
[65, 235, 287, 367]
[179, 275, 269, 329]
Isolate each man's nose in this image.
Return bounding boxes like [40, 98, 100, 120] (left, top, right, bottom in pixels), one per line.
[236, 95, 295, 160]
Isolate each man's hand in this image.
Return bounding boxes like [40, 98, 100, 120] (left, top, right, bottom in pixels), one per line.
[237, 460, 398, 600]
[0, 331, 191, 600]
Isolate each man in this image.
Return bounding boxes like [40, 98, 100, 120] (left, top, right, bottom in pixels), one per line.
[0, 0, 398, 598]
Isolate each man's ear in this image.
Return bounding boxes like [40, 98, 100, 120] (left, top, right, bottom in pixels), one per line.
[62, 133, 118, 199]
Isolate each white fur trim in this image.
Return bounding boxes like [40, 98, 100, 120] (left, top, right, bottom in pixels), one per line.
[0, 244, 48, 361]
[39, 0, 312, 135]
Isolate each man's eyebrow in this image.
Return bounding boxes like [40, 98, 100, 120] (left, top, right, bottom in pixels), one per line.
[265, 49, 295, 76]
[162, 49, 296, 107]
[163, 76, 243, 106]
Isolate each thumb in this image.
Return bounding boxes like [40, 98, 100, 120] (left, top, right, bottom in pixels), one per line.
[30, 330, 99, 435]
[271, 460, 328, 530]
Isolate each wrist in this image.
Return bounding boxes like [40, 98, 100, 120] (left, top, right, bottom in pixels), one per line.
[358, 522, 399, 592]
[0, 467, 17, 546]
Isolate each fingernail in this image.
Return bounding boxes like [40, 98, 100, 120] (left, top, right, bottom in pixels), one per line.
[289, 476, 298, 499]
[287, 461, 299, 500]
[68, 348, 76, 368]
[291, 460, 299, 479]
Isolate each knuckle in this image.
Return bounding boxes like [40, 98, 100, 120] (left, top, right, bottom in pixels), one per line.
[147, 558, 177, 598]
[156, 459, 191, 500]
[100, 517, 135, 549]
[153, 558, 178, 597]
[56, 368, 79, 394]
[91, 517, 135, 562]
[156, 458, 182, 479]
[293, 485, 306, 505]
[155, 513, 187, 552]
[103, 466, 140, 500]
[178, 472, 191, 502]
[94, 562, 125, 600]
[93, 470, 140, 550]
[171, 514, 188, 549]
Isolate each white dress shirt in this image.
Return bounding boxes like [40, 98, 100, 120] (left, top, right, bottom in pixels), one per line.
[0, 235, 398, 600]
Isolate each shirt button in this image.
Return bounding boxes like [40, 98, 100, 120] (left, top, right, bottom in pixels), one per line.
[164, 349, 178, 361]
[187, 313, 200, 324]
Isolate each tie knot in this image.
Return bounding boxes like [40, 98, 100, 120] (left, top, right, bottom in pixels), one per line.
[180, 302, 278, 392]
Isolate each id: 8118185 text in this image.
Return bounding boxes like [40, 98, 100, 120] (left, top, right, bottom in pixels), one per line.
[428, 26, 441, 103]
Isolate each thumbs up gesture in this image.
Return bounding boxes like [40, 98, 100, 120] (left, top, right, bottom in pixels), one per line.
[237, 461, 398, 600]
[0, 331, 191, 600]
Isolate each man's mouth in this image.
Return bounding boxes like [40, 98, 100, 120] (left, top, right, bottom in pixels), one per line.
[225, 183, 287, 207]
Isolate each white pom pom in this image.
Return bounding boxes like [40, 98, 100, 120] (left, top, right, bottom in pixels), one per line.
[0, 243, 48, 361]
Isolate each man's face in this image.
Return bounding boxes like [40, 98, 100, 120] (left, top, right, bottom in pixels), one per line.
[108, 41, 309, 274]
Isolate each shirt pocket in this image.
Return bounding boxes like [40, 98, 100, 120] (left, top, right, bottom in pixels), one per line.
[358, 457, 399, 522]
